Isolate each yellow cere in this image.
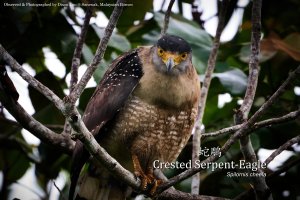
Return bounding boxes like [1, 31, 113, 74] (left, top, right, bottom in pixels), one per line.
[157, 48, 187, 66]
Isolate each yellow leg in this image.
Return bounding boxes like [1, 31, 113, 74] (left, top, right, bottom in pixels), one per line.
[132, 154, 151, 190]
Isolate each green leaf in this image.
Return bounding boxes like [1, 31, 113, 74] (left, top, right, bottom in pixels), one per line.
[36, 143, 71, 189]
[202, 93, 219, 125]
[82, 43, 94, 64]
[250, 133, 260, 151]
[29, 70, 65, 125]
[100, 0, 153, 33]
[26, 50, 48, 73]
[46, 12, 78, 72]
[126, 18, 159, 46]
[92, 24, 131, 52]
[239, 43, 277, 63]
[4, 150, 30, 183]
[203, 95, 237, 129]
[33, 104, 65, 125]
[212, 68, 247, 94]
[29, 70, 65, 112]
[154, 12, 212, 47]
[79, 87, 96, 112]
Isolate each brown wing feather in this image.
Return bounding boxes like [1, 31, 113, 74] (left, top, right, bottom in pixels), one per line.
[69, 49, 144, 200]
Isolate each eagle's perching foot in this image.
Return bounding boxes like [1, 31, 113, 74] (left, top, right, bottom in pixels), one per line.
[132, 154, 162, 196]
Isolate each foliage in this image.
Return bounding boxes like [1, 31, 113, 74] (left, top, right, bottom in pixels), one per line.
[0, 0, 300, 199]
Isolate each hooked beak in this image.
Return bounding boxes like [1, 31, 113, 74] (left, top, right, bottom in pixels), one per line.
[165, 57, 175, 72]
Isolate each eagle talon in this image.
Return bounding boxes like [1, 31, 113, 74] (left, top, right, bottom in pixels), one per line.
[138, 175, 162, 196]
[149, 179, 163, 196]
[134, 171, 142, 179]
[132, 155, 162, 195]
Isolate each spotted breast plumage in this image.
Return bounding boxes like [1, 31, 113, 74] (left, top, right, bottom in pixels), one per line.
[69, 35, 200, 200]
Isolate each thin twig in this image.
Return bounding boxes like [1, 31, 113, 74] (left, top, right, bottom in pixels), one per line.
[253, 109, 300, 128]
[161, 0, 175, 36]
[70, 8, 92, 93]
[236, 0, 270, 198]
[267, 156, 300, 179]
[191, 0, 229, 195]
[197, 0, 229, 122]
[64, 8, 92, 135]
[68, 0, 126, 104]
[191, 127, 202, 194]
[239, 0, 262, 118]
[191, 0, 204, 28]
[53, 181, 67, 200]
[160, 0, 166, 11]
[264, 134, 300, 166]
[243, 66, 300, 131]
[0, 83, 74, 154]
[202, 108, 300, 138]
[203, 124, 242, 138]
[157, 65, 300, 193]
[236, 156, 300, 200]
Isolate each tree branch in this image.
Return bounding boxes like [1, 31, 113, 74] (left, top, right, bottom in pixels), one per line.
[0, 0, 132, 185]
[202, 108, 300, 138]
[191, 0, 229, 194]
[64, 8, 92, 135]
[264, 134, 300, 166]
[68, 0, 126, 104]
[191, 0, 204, 28]
[156, 188, 230, 200]
[0, 0, 136, 193]
[157, 65, 300, 193]
[236, 0, 270, 198]
[235, 156, 300, 200]
[0, 2, 142, 197]
[267, 156, 300, 179]
[0, 0, 126, 159]
[161, 0, 175, 36]
[0, 83, 74, 154]
[70, 8, 92, 94]
[243, 66, 300, 129]
[239, 0, 262, 118]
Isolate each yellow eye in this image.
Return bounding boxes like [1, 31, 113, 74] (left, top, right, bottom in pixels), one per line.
[158, 48, 164, 56]
[181, 53, 187, 59]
